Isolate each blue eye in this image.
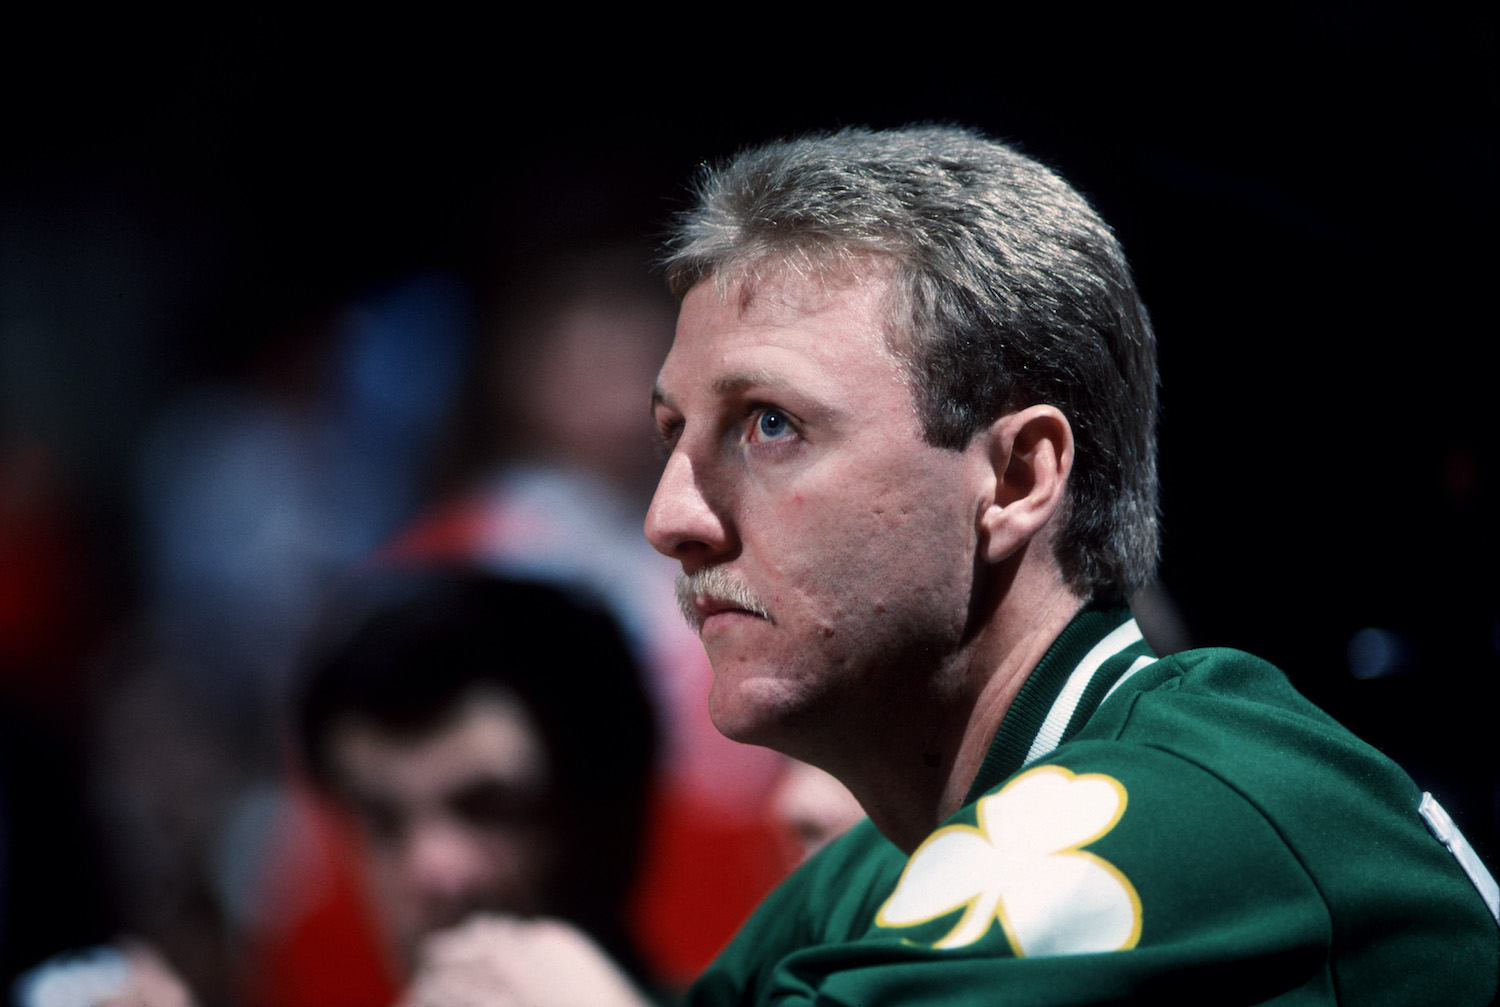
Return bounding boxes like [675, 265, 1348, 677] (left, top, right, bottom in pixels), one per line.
[755, 409, 791, 441]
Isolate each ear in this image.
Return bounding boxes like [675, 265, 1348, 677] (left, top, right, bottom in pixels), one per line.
[976, 405, 1074, 565]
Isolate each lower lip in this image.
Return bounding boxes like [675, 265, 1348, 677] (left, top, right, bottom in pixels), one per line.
[701, 609, 763, 633]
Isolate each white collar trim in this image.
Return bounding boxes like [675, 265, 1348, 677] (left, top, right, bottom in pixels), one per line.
[1024, 618, 1145, 766]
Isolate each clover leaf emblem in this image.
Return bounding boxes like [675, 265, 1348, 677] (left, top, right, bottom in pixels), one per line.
[876, 765, 1141, 957]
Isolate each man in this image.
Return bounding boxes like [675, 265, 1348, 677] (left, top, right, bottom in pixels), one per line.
[391, 126, 1498, 1005]
[293, 569, 658, 1002]
[638, 125, 1498, 1005]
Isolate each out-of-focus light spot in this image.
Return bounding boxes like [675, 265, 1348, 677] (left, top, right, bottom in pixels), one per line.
[1347, 627, 1409, 680]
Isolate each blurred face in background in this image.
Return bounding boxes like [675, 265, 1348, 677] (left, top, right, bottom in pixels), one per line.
[499, 293, 676, 498]
[327, 687, 558, 973]
[772, 757, 867, 865]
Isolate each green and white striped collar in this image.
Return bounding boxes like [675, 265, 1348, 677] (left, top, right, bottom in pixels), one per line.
[964, 606, 1157, 805]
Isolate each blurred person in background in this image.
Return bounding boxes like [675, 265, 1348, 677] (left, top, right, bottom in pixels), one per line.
[1, 434, 200, 1004]
[0, 437, 117, 987]
[246, 242, 846, 1003]
[96, 274, 474, 1004]
[292, 568, 660, 1003]
[380, 241, 790, 985]
[768, 758, 866, 869]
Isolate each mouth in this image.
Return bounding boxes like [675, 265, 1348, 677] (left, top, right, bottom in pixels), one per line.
[695, 596, 759, 624]
[675, 569, 771, 633]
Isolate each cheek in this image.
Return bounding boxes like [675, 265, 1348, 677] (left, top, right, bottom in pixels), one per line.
[360, 848, 420, 953]
[362, 841, 406, 896]
[827, 485, 977, 619]
[477, 826, 560, 902]
[747, 456, 977, 615]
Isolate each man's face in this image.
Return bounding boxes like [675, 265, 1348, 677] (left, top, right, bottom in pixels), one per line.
[327, 688, 557, 973]
[646, 267, 990, 759]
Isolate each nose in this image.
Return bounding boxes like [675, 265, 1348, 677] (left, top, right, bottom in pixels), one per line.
[645, 446, 733, 566]
[400, 818, 496, 920]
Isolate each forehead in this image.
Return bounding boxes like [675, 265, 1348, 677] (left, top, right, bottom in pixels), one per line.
[655, 263, 911, 405]
[330, 688, 551, 802]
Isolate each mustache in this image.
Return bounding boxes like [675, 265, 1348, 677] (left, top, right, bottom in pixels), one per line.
[675, 568, 772, 631]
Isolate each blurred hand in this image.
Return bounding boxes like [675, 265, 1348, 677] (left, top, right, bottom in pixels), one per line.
[398, 915, 652, 1007]
[15, 941, 197, 1007]
[98, 943, 199, 1007]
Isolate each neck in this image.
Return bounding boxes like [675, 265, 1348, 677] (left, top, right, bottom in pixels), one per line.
[825, 570, 1084, 854]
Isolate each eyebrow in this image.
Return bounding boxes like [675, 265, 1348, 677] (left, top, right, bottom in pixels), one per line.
[712, 368, 790, 395]
[651, 368, 792, 413]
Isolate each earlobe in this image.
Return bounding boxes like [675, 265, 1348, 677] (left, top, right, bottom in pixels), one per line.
[976, 405, 1074, 565]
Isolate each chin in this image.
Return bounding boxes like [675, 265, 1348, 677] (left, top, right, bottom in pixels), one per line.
[706, 695, 767, 746]
[707, 674, 818, 753]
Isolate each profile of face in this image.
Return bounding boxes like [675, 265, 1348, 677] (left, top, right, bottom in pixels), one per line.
[327, 687, 558, 973]
[645, 265, 991, 761]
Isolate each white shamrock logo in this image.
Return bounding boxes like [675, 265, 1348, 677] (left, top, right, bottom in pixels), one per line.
[876, 765, 1141, 957]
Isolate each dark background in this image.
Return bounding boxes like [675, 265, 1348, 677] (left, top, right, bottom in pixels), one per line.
[3, 4, 1495, 861]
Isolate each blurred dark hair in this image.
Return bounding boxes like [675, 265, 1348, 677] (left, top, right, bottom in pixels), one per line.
[294, 567, 657, 948]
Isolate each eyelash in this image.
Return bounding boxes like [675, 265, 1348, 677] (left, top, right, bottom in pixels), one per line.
[654, 417, 683, 457]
